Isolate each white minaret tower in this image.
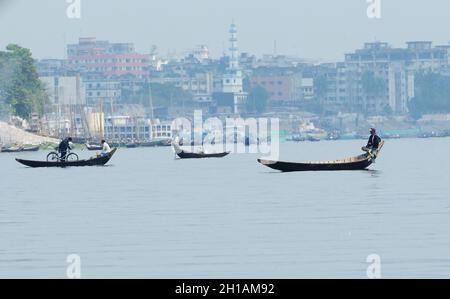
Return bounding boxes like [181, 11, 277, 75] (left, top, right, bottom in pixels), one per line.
[222, 21, 247, 114]
[229, 22, 239, 70]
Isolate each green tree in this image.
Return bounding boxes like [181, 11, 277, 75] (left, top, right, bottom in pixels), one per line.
[246, 85, 269, 114]
[0, 44, 48, 119]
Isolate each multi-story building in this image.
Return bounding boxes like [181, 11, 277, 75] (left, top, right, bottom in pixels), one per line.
[40, 75, 86, 106]
[251, 74, 301, 104]
[344, 41, 450, 114]
[103, 116, 172, 141]
[250, 72, 314, 106]
[36, 59, 71, 77]
[190, 45, 210, 62]
[83, 73, 121, 106]
[300, 78, 314, 100]
[150, 72, 214, 103]
[66, 37, 150, 78]
[104, 116, 151, 141]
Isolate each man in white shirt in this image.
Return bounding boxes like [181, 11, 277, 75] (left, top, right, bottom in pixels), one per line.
[101, 139, 111, 156]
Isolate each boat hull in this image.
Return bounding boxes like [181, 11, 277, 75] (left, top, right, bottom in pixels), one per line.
[16, 148, 117, 168]
[85, 144, 103, 151]
[22, 146, 40, 152]
[177, 151, 230, 159]
[1, 147, 24, 153]
[257, 157, 373, 172]
[258, 141, 384, 172]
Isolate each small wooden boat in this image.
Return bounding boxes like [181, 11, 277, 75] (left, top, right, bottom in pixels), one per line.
[140, 139, 172, 147]
[22, 145, 40, 152]
[126, 143, 139, 148]
[172, 142, 230, 159]
[258, 142, 384, 172]
[177, 151, 230, 159]
[1, 146, 24, 153]
[85, 143, 103, 151]
[16, 148, 117, 168]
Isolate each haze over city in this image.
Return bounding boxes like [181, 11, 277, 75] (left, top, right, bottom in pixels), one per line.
[2, 0, 450, 61]
[4, 0, 450, 283]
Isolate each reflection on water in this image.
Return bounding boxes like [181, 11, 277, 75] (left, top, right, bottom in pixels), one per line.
[1, 138, 450, 278]
[366, 169, 382, 177]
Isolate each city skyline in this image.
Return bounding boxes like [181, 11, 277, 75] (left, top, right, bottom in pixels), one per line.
[2, 0, 450, 61]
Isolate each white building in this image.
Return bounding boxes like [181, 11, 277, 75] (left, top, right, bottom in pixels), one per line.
[150, 72, 214, 103]
[222, 22, 248, 114]
[40, 76, 86, 106]
[300, 78, 314, 100]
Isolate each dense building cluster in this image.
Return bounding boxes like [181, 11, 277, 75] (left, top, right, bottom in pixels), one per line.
[33, 23, 450, 139]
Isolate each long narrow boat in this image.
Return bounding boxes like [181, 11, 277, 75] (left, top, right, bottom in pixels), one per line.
[16, 148, 117, 168]
[140, 139, 172, 147]
[1, 146, 24, 153]
[258, 142, 384, 172]
[85, 143, 103, 151]
[22, 145, 40, 152]
[177, 151, 230, 159]
[172, 142, 230, 159]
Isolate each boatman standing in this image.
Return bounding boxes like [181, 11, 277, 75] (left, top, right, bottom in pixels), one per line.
[101, 139, 111, 156]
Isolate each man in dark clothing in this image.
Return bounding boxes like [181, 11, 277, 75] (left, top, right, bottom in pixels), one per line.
[58, 137, 73, 161]
[366, 128, 381, 150]
[362, 128, 382, 159]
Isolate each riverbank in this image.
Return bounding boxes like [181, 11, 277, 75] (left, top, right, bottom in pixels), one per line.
[0, 122, 58, 146]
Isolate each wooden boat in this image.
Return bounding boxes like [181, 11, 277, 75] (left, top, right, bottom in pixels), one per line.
[22, 145, 40, 152]
[85, 143, 103, 151]
[126, 143, 139, 148]
[258, 142, 384, 172]
[177, 151, 230, 159]
[140, 139, 172, 147]
[172, 142, 230, 159]
[16, 148, 117, 168]
[1, 146, 24, 153]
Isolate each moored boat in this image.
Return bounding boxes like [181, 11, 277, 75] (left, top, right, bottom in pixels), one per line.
[16, 148, 117, 168]
[140, 139, 172, 147]
[126, 143, 139, 148]
[258, 142, 384, 172]
[1, 146, 24, 153]
[22, 145, 40, 152]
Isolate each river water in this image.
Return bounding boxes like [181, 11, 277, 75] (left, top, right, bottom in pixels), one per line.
[1, 138, 450, 278]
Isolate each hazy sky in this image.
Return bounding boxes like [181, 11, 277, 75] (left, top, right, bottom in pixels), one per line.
[1, 0, 450, 62]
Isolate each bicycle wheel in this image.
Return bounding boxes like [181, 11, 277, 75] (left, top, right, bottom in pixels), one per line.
[47, 152, 59, 162]
[66, 153, 79, 162]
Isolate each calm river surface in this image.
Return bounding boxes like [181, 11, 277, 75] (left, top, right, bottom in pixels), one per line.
[1, 138, 450, 278]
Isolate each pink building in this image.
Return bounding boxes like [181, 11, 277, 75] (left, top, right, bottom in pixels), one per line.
[67, 37, 150, 77]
